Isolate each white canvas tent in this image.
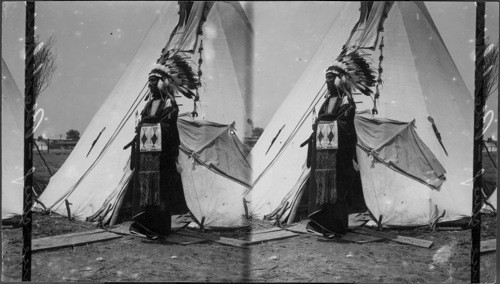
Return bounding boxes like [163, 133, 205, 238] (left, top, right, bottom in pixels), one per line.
[176, 118, 251, 228]
[1, 59, 25, 220]
[482, 188, 497, 213]
[246, 2, 474, 227]
[38, 1, 252, 228]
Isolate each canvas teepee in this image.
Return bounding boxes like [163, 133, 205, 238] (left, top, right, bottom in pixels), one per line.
[246, 1, 474, 227]
[1, 59, 25, 221]
[38, 1, 252, 228]
[482, 188, 497, 213]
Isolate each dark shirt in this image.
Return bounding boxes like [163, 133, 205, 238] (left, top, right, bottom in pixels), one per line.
[139, 98, 180, 161]
[316, 95, 357, 152]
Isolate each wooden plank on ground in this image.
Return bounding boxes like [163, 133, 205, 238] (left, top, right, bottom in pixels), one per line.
[33, 230, 122, 252]
[481, 239, 496, 253]
[175, 229, 247, 248]
[354, 227, 433, 248]
[251, 227, 283, 235]
[114, 224, 204, 245]
[41, 228, 106, 238]
[285, 222, 309, 234]
[286, 222, 382, 243]
[247, 230, 298, 245]
[340, 232, 384, 243]
[348, 214, 369, 228]
[286, 217, 370, 233]
[108, 222, 133, 235]
[109, 218, 187, 236]
[172, 214, 192, 223]
[165, 233, 207, 245]
[171, 221, 189, 231]
[285, 222, 328, 237]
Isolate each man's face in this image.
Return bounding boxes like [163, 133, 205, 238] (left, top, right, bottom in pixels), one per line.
[148, 76, 162, 98]
[325, 72, 336, 94]
[325, 72, 335, 83]
[148, 76, 160, 91]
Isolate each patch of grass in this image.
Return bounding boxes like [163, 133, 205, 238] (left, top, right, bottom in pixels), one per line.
[32, 211, 97, 238]
[33, 148, 72, 195]
[482, 151, 497, 197]
[481, 213, 497, 239]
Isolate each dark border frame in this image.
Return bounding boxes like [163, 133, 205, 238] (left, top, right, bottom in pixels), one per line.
[22, 0, 35, 281]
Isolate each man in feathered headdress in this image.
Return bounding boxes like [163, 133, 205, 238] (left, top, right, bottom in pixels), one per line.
[130, 55, 198, 240]
[307, 51, 375, 237]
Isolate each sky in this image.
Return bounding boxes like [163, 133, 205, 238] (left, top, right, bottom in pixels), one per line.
[2, 1, 499, 140]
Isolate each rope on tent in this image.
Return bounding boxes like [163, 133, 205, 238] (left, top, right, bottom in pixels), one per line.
[34, 139, 53, 176]
[372, 36, 384, 115]
[482, 140, 497, 169]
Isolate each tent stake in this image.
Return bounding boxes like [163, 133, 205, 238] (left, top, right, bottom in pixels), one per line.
[243, 198, 250, 219]
[65, 199, 73, 221]
[200, 217, 205, 232]
[368, 210, 383, 230]
[189, 211, 204, 231]
[430, 210, 446, 231]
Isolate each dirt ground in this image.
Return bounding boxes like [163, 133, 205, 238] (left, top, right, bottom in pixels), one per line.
[1, 211, 497, 283]
[2, 148, 497, 282]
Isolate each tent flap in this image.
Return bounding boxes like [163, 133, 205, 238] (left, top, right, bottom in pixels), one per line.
[177, 118, 251, 187]
[355, 115, 446, 189]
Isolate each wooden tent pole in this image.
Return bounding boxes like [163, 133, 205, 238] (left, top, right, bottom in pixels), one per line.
[23, 1, 36, 281]
[471, 2, 485, 283]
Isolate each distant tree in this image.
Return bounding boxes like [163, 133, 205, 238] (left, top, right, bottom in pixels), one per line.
[34, 34, 57, 100]
[252, 127, 264, 138]
[481, 38, 498, 100]
[66, 129, 80, 141]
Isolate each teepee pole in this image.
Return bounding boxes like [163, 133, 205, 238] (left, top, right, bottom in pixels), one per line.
[23, 1, 36, 281]
[471, 2, 485, 283]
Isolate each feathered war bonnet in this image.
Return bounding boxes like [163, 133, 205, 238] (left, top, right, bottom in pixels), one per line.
[325, 50, 376, 98]
[148, 54, 199, 100]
